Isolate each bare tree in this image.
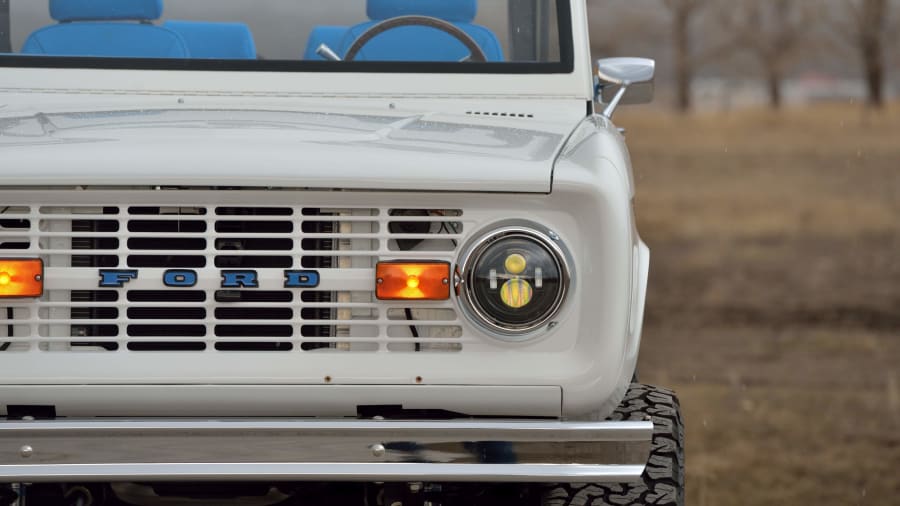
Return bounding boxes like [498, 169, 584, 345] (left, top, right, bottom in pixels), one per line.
[587, 1, 668, 59]
[661, 0, 706, 111]
[835, 0, 896, 108]
[661, 0, 735, 112]
[721, 1, 814, 109]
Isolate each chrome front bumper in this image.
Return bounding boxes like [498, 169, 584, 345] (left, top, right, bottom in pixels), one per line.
[0, 419, 653, 483]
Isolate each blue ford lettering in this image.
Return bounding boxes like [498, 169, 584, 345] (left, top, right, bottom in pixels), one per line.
[284, 270, 320, 288]
[97, 269, 320, 289]
[221, 270, 259, 288]
[98, 270, 139, 288]
[163, 270, 198, 287]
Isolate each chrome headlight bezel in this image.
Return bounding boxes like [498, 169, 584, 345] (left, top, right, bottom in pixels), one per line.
[455, 224, 572, 341]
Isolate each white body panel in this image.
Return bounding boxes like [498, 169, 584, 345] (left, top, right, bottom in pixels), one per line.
[0, 385, 563, 418]
[0, 0, 651, 420]
[0, 104, 575, 193]
[0, 166, 645, 419]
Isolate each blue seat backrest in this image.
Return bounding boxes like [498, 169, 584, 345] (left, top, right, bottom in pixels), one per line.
[304, 0, 503, 62]
[164, 21, 257, 60]
[21, 0, 189, 59]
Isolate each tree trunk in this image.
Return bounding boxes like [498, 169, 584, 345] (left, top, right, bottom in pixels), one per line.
[674, 9, 692, 112]
[862, 40, 885, 108]
[859, 0, 887, 109]
[767, 71, 783, 110]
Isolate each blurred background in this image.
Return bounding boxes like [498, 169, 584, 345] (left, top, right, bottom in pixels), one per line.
[589, 1, 899, 504]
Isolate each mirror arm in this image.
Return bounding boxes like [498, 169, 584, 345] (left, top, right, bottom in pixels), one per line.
[602, 81, 631, 120]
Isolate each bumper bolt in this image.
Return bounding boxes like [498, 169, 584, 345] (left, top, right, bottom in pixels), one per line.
[371, 443, 386, 458]
[19, 445, 33, 459]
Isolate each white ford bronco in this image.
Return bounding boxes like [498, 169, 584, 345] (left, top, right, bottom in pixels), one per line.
[0, 0, 683, 504]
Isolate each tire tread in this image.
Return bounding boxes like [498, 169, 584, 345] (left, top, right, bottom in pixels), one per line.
[541, 383, 684, 506]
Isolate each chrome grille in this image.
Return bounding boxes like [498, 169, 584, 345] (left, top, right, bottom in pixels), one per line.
[0, 204, 466, 354]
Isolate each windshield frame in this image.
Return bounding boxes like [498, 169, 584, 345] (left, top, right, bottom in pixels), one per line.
[0, 0, 9, 54]
[0, 0, 574, 75]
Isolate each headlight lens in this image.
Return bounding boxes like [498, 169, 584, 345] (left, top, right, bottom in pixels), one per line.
[459, 227, 569, 338]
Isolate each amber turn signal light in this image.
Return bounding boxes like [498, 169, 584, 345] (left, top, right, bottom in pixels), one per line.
[0, 259, 44, 298]
[376, 262, 451, 301]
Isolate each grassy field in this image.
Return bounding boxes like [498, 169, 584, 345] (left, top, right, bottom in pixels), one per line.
[618, 104, 900, 505]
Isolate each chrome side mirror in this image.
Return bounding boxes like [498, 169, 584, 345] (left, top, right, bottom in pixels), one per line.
[595, 57, 656, 119]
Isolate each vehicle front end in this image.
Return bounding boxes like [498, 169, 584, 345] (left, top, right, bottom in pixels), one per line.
[0, 1, 681, 505]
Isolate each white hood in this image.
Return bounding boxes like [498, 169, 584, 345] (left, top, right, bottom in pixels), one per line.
[0, 107, 575, 193]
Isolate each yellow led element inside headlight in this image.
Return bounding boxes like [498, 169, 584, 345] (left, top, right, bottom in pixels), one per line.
[504, 253, 527, 275]
[0, 273, 10, 286]
[500, 278, 533, 309]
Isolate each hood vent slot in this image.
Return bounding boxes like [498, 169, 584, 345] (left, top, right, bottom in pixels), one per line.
[466, 111, 534, 119]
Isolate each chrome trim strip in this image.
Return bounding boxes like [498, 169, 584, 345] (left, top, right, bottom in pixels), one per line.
[0, 463, 649, 483]
[0, 419, 652, 483]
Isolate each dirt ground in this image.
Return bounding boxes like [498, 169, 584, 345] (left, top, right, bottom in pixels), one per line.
[618, 104, 900, 505]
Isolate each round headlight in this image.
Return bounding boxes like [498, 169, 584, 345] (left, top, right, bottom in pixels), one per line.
[458, 226, 570, 338]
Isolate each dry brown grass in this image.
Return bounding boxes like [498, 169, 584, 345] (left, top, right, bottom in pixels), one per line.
[619, 104, 900, 505]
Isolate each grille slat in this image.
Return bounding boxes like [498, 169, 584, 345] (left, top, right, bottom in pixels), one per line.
[1, 204, 467, 354]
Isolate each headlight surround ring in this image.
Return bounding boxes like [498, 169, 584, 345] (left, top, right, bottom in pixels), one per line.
[456, 224, 572, 341]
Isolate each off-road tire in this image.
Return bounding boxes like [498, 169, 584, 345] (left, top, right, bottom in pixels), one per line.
[541, 383, 684, 506]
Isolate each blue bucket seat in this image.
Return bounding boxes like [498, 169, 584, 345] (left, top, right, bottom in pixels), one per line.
[163, 21, 257, 60]
[21, 0, 189, 58]
[304, 0, 503, 62]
